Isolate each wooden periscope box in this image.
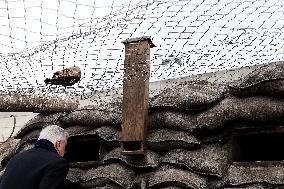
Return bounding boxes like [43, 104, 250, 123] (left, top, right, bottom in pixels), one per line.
[121, 36, 155, 156]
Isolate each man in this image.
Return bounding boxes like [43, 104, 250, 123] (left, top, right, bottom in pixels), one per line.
[0, 125, 69, 189]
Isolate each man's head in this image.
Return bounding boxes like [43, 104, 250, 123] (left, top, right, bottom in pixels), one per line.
[38, 125, 69, 157]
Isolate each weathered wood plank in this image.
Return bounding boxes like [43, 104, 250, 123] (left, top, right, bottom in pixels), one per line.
[121, 37, 154, 155]
[0, 92, 79, 113]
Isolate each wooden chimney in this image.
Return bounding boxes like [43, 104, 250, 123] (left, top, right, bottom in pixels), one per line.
[121, 36, 155, 156]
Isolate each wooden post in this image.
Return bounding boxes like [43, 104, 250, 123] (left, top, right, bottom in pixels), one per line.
[0, 92, 78, 113]
[121, 36, 155, 156]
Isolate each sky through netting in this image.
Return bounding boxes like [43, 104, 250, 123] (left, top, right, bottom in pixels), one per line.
[0, 0, 283, 95]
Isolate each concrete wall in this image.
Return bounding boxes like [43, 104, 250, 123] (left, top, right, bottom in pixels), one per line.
[0, 112, 38, 142]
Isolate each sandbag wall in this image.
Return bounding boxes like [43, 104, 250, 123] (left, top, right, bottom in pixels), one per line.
[1, 61, 284, 189]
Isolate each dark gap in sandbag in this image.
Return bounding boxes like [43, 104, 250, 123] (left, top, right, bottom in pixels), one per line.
[65, 135, 101, 162]
[232, 127, 284, 162]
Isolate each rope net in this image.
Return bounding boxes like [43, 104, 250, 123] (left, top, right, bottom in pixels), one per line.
[0, 0, 283, 98]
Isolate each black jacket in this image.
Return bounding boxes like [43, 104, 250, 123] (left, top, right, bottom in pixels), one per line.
[0, 139, 69, 189]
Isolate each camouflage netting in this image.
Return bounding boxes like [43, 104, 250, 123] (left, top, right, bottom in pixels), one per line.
[1, 61, 284, 189]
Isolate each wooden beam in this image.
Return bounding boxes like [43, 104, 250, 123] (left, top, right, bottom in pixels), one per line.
[121, 36, 155, 156]
[0, 92, 79, 113]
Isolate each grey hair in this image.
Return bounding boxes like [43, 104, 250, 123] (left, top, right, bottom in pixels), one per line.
[38, 125, 69, 144]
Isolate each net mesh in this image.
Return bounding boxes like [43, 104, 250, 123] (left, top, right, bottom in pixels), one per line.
[0, 0, 283, 96]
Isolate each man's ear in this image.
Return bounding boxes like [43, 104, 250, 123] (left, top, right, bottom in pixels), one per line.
[54, 141, 60, 150]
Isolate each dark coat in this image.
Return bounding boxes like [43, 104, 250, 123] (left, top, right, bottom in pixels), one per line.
[0, 139, 69, 189]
